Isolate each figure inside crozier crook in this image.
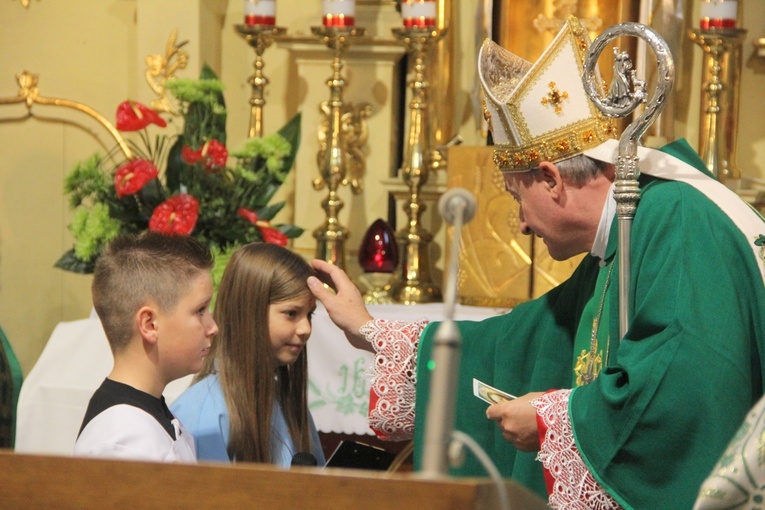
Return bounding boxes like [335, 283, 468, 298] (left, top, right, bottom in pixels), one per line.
[307, 15, 765, 510]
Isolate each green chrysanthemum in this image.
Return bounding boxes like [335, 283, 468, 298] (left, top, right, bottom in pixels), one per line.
[64, 154, 110, 208]
[69, 203, 121, 261]
[166, 78, 225, 105]
[234, 165, 262, 184]
[234, 134, 290, 161]
[232, 133, 292, 182]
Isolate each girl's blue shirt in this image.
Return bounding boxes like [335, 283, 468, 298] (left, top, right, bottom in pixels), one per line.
[170, 374, 325, 466]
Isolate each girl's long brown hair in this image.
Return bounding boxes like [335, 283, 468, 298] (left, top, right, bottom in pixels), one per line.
[195, 243, 314, 463]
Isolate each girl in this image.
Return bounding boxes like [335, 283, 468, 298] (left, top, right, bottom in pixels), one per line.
[171, 243, 325, 466]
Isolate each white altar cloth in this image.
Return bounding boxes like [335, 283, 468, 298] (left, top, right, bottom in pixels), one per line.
[15, 303, 500, 455]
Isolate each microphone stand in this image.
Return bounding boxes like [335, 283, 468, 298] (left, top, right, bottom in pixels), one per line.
[420, 189, 471, 476]
[418, 189, 517, 510]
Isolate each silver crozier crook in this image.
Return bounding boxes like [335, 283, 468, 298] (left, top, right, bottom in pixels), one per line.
[582, 23, 675, 339]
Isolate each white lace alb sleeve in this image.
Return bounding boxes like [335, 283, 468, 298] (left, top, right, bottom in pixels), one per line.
[361, 318, 428, 441]
[532, 389, 622, 510]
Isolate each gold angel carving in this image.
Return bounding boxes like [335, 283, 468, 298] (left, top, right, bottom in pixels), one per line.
[145, 29, 189, 116]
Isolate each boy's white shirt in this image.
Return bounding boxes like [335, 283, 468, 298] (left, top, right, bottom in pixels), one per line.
[73, 404, 196, 463]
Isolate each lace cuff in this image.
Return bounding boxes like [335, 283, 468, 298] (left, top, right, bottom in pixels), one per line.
[532, 390, 622, 510]
[362, 319, 428, 441]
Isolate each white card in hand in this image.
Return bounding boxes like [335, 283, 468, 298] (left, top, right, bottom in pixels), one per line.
[473, 378, 516, 404]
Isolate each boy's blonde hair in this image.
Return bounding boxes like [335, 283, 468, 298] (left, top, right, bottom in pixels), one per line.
[92, 231, 213, 353]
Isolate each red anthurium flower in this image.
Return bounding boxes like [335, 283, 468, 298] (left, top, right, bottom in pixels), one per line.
[181, 139, 228, 171]
[237, 207, 259, 224]
[114, 159, 159, 198]
[202, 139, 228, 169]
[116, 100, 167, 131]
[258, 225, 288, 246]
[237, 207, 288, 246]
[149, 194, 199, 235]
[181, 145, 201, 165]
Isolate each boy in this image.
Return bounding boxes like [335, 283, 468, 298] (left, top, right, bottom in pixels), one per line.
[73, 231, 218, 462]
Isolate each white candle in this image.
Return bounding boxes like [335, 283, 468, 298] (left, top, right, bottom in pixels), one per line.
[244, 0, 276, 26]
[401, 0, 437, 28]
[323, 0, 355, 27]
[700, 0, 738, 29]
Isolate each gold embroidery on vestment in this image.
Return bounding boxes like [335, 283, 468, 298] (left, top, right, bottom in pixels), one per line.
[574, 263, 613, 386]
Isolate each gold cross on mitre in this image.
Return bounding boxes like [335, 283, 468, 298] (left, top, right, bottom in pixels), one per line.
[541, 82, 568, 114]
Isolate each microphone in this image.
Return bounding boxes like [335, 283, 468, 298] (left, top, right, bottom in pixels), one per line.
[438, 187, 477, 226]
[422, 187, 478, 476]
[438, 187, 477, 316]
[291, 452, 318, 467]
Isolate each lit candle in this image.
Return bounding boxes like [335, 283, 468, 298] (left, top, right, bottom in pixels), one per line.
[322, 0, 355, 28]
[700, 0, 738, 29]
[401, 0, 437, 28]
[244, 0, 276, 26]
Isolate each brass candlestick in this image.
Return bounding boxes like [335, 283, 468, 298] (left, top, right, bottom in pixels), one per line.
[311, 26, 371, 269]
[689, 27, 747, 188]
[388, 27, 446, 304]
[235, 24, 286, 138]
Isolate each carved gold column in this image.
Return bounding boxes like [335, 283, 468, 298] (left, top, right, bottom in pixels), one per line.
[235, 24, 286, 138]
[311, 26, 370, 269]
[388, 26, 446, 304]
[689, 27, 747, 188]
[430, 0, 454, 163]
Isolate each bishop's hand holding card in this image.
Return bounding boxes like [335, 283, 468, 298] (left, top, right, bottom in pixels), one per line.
[473, 378, 517, 404]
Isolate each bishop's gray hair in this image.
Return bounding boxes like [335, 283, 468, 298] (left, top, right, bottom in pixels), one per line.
[555, 154, 611, 185]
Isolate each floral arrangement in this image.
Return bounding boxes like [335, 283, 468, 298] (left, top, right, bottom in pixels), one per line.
[57, 65, 303, 275]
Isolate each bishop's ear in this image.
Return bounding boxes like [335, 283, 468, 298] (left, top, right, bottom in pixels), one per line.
[538, 161, 563, 196]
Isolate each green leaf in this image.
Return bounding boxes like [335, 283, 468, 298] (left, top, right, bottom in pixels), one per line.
[277, 224, 304, 239]
[245, 182, 280, 208]
[138, 177, 166, 209]
[165, 137, 187, 193]
[106, 194, 146, 227]
[198, 64, 227, 144]
[277, 112, 301, 175]
[54, 249, 96, 274]
[257, 202, 285, 221]
[200, 63, 218, 81]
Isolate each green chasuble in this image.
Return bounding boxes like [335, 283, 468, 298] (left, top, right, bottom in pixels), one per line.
[413, 140, 765, 508]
